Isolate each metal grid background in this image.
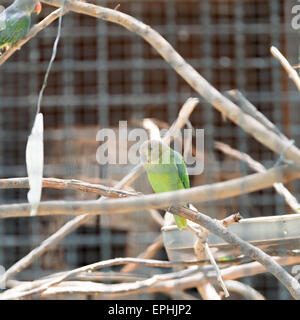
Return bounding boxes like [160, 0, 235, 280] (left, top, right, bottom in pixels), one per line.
[0, 0, 299, 299]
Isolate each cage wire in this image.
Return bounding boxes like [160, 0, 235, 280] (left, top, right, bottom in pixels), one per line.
[0, 0, 299, 299]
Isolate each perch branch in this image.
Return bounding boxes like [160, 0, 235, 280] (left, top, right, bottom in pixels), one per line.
[0, 165, 299, 218]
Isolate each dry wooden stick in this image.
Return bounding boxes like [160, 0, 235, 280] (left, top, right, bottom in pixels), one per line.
[0, 165, 298, 219]
[221, 256, 300, 280]
[0, 97, 197, 285]
[0, 262, 198, 300]
[270, 46, 300, 91]
[226, 89, 289, 141]
[41, 0, 300, 165]
[0, 257, 177, 299]
[163, 97, 199, 144]
[0, 177, 139, 198]
[224, 280, 265, 300]
[4, 254, 300, 299]
[187, 223, 221, 300]
[215, 141, 300, 213]
[0, 7, 68, 66]
[10, 256, 300, 299]
[74, 271, 146, 283]
[187, 216, 236, 299]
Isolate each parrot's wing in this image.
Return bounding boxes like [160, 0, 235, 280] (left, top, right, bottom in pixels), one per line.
[0, 11, 30, 47]
[173, 150, 190, 189]
[173, 150, 189, 229]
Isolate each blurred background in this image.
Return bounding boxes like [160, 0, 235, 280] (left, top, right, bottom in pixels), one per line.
[0, 0, 299, 299]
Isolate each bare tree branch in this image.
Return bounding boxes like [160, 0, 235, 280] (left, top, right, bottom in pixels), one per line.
[224, 280, 265, 300]
[270, 46, 300, 91]
[226, 89, 289, 141]
[215, 141, 300, 213]
[0, 177, 139, 198]
[0, 165, 298, 219]
[3, 255, 300, 299]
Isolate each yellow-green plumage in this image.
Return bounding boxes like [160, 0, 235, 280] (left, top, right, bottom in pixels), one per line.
[0, 0, 40, 51]
[140, 140, 190, 230]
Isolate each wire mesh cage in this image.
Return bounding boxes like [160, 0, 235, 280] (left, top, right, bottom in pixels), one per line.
[0, 0, 299, 300]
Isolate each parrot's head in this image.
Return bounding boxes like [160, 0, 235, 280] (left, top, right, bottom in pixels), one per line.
[15, 0, 42, 15]
[139, 139, 171, 165]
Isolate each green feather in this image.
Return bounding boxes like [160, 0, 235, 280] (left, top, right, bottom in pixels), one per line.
[141, 140, 190, 230]
[174, 150, 190, 189]
[0, 12, 30, 48]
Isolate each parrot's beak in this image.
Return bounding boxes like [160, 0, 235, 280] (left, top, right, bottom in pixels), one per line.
[35, 2, 42, 15]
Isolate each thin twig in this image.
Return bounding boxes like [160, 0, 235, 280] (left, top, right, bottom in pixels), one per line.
[220, 212, 243, 227]
[226, 89, 289, 141]
[205, 242, 229, 297]
[270, 46, 300, 91]
[215, 141, 300, 213]
[0, 177, 139, 198]
[187, 223, 222, 300]
[163, 97, 199, 144]
[221, 256, 300, 280]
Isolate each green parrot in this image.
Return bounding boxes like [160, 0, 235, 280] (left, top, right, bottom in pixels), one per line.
[0, 0, 42, 52]
[140, 139, 190, 230]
